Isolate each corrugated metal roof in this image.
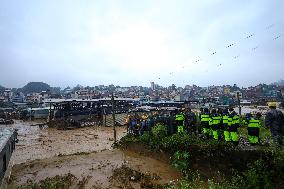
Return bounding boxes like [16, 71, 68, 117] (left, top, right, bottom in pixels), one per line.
[43, 98, 139, 103]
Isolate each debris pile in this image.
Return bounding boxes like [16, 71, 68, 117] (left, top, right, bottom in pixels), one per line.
[110, 164, 165, 189]
[18, 173, 77, 189]
[0, 118, 14, 124]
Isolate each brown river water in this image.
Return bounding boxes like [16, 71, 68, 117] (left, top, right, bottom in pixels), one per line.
[1, 120, 180, 188]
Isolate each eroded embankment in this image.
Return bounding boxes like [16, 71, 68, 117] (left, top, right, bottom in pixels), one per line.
[117, 124, 284, 189]
[119, 139, 273, 180]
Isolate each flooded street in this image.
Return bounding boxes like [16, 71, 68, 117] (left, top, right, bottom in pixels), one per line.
[2, 121, 180, 188]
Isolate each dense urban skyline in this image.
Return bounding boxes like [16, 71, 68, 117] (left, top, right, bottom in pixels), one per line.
[0, 79, 284, 90]
[1, 0, 284, 88]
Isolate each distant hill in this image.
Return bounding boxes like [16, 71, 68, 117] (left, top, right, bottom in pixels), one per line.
[21, 82, 51, 94]
[272, 80, 284, 86]
[277, 80, 284, 86]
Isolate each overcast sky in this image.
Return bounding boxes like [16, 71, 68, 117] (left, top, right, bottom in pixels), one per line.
[0, 0, 284, 88]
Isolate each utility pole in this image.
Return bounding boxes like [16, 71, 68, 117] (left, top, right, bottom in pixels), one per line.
[104, 108, 106, 127]
[30, 107, 32, 121]
[111, 92, 117, 143]
[49, 102, 52, 121]
[237, 92, 241, 115]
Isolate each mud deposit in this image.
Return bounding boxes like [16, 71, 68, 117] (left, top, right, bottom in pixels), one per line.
[2, 121, 180, 188]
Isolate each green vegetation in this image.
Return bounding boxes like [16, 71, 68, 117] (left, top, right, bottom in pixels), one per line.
[118, 124, 284, 189]
[171, 151, 191, 174]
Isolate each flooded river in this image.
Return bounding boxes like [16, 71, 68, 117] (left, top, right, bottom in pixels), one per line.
[1, 121, 180, 188]
[233, 106, 270, 115]
[6, 120, 126, 164]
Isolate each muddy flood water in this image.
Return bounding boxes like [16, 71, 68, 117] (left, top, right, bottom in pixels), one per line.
[1, 121, 180, 188]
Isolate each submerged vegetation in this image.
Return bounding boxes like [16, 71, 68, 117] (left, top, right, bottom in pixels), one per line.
[118, 123, 284, 189]
[17, 173, 77, 189]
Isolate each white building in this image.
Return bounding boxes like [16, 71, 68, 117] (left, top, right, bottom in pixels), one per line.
[3, 89, 12, 101]
[174, 95, 181, 101]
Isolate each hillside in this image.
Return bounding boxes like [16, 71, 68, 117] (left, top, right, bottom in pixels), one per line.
[276, 80, 284, 86]
[21, 82, 51, 94]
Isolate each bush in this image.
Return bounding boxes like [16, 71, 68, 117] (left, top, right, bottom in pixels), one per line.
[117, 124, 168, 150]
[151, 123, 167, 139]
[244, 159, 272, 189]
[118, 122, 284, 189]
[162, 134, 191, 152]
[139, 131, 152, 144]
[166, 174, 234, 189]
[171, 151, 191, 174]
[117, 134, 140, 147]
[151, 126, 165, 149]
[162, 133, 232, 154]
[138, 124, 168, 149]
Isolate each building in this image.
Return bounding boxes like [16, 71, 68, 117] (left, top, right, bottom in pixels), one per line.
[240, 100, 252, 106]
[3, 89, 12, 102]
[28, 107, 50, 119]
[0, 128, 17, 181]
[174, 95, 181, 101]
[11, 92, 25, 103]
[26, 91, 51, 104]
[40, 91, 50, 100]
[26, 93, 41, 103]
[150, 82, 155, 91]
[73, 89, 94, 99]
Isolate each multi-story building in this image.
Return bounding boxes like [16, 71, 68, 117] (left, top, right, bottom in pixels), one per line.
[150, 82, 155, 91]
[0, 95, 5, 102]
[11, 92, 25, 103]
[26, 93, 41, 103]
[3, 89, 12, 102]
